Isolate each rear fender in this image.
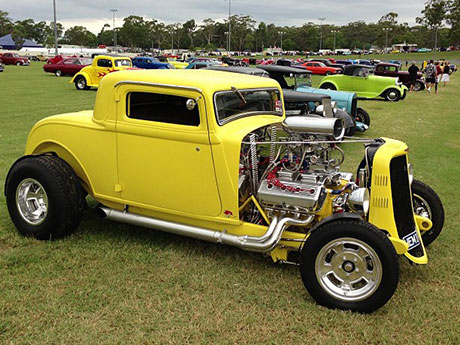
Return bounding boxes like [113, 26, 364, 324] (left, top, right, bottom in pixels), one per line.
[27, 142, 94, 194]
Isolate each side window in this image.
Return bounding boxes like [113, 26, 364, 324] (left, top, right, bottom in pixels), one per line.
[389, 66, 397, 72]
[97, 59, 112, 68]
[127, 92, 200, 126]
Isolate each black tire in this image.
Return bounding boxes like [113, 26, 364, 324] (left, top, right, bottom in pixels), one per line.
[384, 88, 400, 101]
[5, 155, 85, 240]
[74, 75, 89, 90]
[325, 71, 331, 76]
[16, 61, 21, 66]
[55, 69, 62, 77]
[320, 82, 336, 90]
[412, 179, 444, 246]
[300, 219, 399, 313]
[413, 81, 424, 91]
[355, 107, 371, 126]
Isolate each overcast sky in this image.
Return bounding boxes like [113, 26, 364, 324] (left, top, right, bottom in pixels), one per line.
[3, 0, 426, 34]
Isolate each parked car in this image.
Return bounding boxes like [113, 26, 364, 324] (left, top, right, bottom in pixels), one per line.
[156, 56, 188, 69]
[335, 59, 353, 66]
[46, 55, 68, 64]
[301, 61, 341, 75]
[417, 48, 431, 53]
[4, 69, 443, 313]
[388, 60, 402, 67]
[185, 61, 225, 69]
[319, 64, 408, 101]
[43, 57, 93, 77]
[308, 58, 345, 71]
[0, 52, 29, 66]
[374, 63, 425, 91]
[70, 55, 135, 90]
[132, 56, 172, 69]
[30, 54, 49, 62]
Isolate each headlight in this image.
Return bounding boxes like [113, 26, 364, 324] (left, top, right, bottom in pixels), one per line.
[347, 188, 370, 216]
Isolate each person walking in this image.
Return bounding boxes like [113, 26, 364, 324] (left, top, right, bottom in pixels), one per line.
[408, 61, 420, 92]
[435, 61, 442, 94]
[441, 62, 450, 86]
[424, 60, 436, 93]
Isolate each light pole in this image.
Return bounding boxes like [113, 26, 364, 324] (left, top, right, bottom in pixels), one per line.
[170, 29, 174, 54]
[318, 17, 325, 51]
[224, 0, 234, 53]
[331, 29, 338, 53]
[53, 0, 58, 55]
[383, 27, 391, 52]
[110, 9, 118, 53]
[278, 31, 283, 54]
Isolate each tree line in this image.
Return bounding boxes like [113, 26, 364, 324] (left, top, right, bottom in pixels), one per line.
[1, 0, 459, 52]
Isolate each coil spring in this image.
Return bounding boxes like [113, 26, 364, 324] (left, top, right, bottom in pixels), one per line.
[269, 126, 277, 164]
[250, 134, 258, 194]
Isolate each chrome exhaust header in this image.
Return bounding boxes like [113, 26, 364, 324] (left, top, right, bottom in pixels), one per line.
[98, 207, 313, 253]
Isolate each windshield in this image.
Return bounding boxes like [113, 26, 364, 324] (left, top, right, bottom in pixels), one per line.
[80, 58, 93, 65]
[114, 59, 132, 67]
[291, 73, 311, 87]
[214, 88, 283, 125]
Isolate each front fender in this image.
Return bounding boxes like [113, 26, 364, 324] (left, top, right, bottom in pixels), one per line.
[318, 78, 339, 91]
[378, 84, 407, 98]
[70, 71, 91, 84]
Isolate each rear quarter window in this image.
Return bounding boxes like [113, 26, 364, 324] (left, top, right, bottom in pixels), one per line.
[126, 92, 200, 126]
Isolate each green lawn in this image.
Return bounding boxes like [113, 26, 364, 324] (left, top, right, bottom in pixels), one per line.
[0, 61, 459, 345]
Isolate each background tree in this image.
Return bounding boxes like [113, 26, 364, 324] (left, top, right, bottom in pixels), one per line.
[97, 23, 112, 46]
[416, 0, 449, 50]
[63, 26, 97, 47]
[0, 10, 13, 36]
[447, 0, 460, 45]
[11, 23, 26, 49]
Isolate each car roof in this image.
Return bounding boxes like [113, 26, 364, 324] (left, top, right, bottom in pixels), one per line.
[99, 69, 280, 93]
[343, 64, 374, 75]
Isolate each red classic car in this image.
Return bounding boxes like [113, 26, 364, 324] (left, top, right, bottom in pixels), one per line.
[374, 63, 425, 91]
[301, 61, 341, 75]
[43, 57, 93, 77]
[0, 53, 30, 66]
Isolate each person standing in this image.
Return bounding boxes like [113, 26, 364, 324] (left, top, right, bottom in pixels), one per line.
[424, 60, 436, 93]
[435, 61, 442, 94]
[408, 61, 420, 92]
[441, 62, 450, 86]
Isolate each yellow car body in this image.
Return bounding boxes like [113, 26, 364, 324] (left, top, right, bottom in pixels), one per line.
[24, 69, 428, 264]
[70, 55, 134, 89]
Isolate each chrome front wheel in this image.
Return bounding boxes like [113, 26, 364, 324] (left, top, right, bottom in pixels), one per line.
[16, 178, 49, 225]
[300, 219, 399, 313]
[315, 237, 382, 302]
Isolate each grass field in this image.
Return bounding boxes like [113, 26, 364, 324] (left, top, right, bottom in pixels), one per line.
[0, 57, 459, 345]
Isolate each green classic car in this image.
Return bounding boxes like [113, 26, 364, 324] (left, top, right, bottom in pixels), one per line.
[319, 64, 408, 101]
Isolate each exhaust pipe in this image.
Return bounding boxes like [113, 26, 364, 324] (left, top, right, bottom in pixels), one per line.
[98, 207, 313, 253]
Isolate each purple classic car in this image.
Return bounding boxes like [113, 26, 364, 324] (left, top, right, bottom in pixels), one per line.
[374, 63, 425, 91]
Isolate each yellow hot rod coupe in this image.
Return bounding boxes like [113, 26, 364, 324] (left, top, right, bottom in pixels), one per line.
[70, 55, 135, 90]
[5, 70, 443, 313]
